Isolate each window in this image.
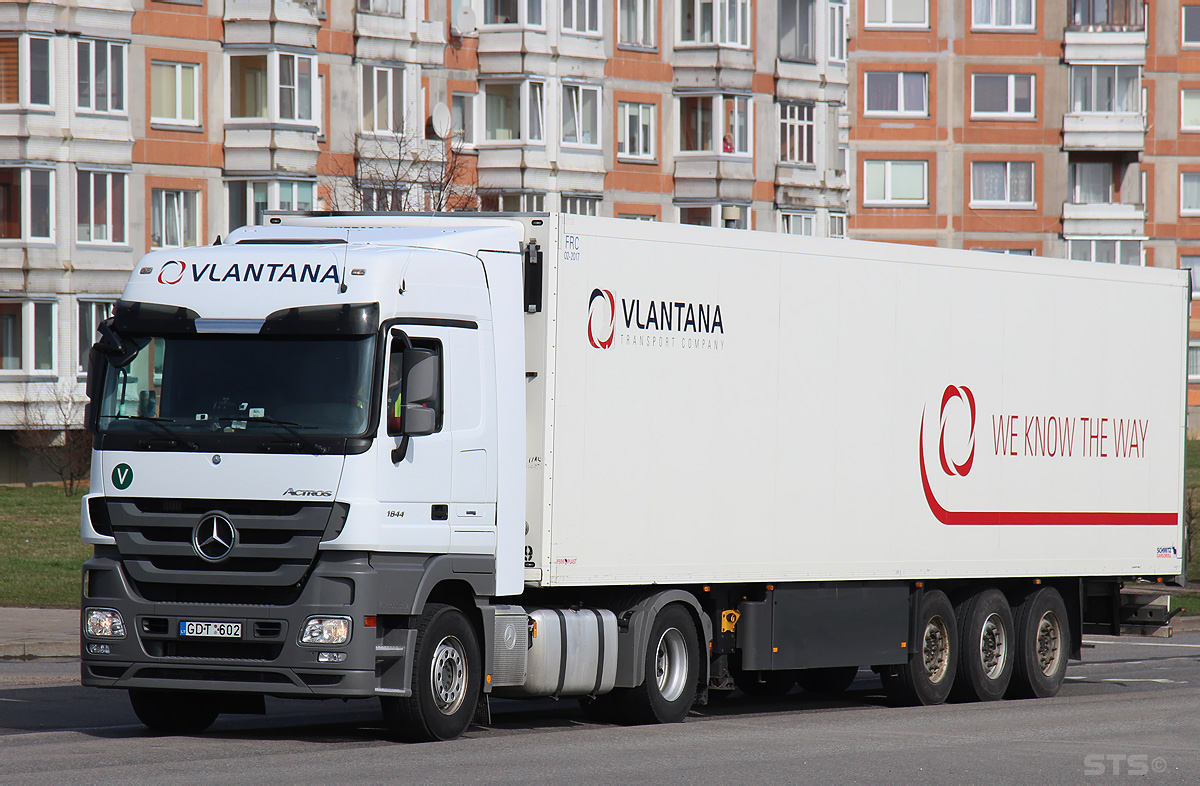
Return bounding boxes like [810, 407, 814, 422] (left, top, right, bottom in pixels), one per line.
[227, 180, 314, 232]
[865, 72, 927, 115]
[1068, 238, 1141, 264]
[1187, 7, 1200, 47]
[484, 0, 543, 26]
[679, 94, 751, 154]
[828, 1, 847, 62]
[1189, 341, 1200, 381]
[971, 161, 1034, 206]
[0, 301, 54, 373]
[779, 0, 815, 62]
[618, 101, 655, 159]
[562, 84, 600, 146]
[358, 0, 404, 15]
[479, 192, 545, 211]
[362, 185, 408, 211]
[361, 65, 404, 133]
[680, 0, 750, 45]
[483, 81, 544, 142]
[229, 52, 315, 123]
[1183, 173, 1200, 214]
[563, 0, 600, 33]
[1069, 65, 1140, 114]
[863, 160, 927, 205]
[781, 211, 814, 235]
[1068, 161, 1113, 204]
[1070, 0, 1142, 28]
[151, 61, 199, 125]
[0, 168, 53, 240]
[681, 206, 713, 225]
[562, 195, 600, 215]
[78, 301, 115, 371]
[77, 171, 126, 244]
[973, 247, 1034, 255]
[451, 92, 474, 143]
[974, 0, 1034, 29]
[1183, 90, 1200, 130]
[77, 39, 125, 113]
[619, 0, 655, 46]
[829, 212, 847, 237]
[0, 35, 51, 107]
[619, 212, 656, 220]
[865, 0, 927, 27]
[972, 73, 1034, 117]
[151, 189, 200, 249]
[1180, 256, 1200, 299]
[779, 101, 815, 164]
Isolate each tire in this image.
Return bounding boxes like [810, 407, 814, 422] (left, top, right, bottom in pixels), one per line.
[1007, 587, 1069, 699]
[950, 588, 1015, 702]
[614, 604, 699, 724]
[795, 666, 859, 697]
[128, 689, 220, 734]
[381, 603, 481, 742]
[884, 589, 957, 707]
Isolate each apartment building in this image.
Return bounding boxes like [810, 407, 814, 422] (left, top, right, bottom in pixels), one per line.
[848, 0, 1200, 420]
[0, 0, 850, 481]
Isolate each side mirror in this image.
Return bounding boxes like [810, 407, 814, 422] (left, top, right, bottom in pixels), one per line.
[386, 338, 442, 439]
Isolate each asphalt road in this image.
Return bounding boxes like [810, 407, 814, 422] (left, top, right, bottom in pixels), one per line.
[2, 633, 1200, 783]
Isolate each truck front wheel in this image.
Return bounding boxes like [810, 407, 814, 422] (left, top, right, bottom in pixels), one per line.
[128, 688, 220, 734]
[615, 604, 699, 724]
[1006, 587, 1069, 699]
[883, 589, 957, 706]
[381, 603, 481, 742]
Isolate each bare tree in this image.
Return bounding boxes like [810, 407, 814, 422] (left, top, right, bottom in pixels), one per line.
[14, 383, 91, 496]
[323, 130, 478, 214]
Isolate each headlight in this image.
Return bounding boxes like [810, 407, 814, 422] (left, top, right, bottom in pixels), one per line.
[84, 608, 126, 639]
[300, 616, 351, 645]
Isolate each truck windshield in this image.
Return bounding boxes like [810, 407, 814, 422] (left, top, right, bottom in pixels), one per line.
[96, 334, 376, 438]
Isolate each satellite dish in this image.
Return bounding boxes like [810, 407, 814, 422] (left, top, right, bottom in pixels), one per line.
[453, 6, 478, 35]
[431, 102, 453, 139]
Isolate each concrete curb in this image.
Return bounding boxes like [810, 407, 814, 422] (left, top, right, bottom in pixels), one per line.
[0, 642, 80, 659]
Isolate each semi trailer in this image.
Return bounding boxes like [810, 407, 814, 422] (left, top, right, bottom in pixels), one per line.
[80, 213, 1189, 740]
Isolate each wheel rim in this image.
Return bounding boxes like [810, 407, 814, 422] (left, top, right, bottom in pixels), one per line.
[655, 627, 689, 702]
[922, 615, 951, 684]
[430, 635, 468, 715]
[978, 612, 1008, 680]
[1035, 611, 1063, 677]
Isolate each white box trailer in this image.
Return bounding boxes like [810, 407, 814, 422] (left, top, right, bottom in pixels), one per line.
[79, 213, 1188, 740]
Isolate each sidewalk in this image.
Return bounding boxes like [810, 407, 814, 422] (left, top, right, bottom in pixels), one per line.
[0, 605, 1197, 661]
[0, 607, 79, 658]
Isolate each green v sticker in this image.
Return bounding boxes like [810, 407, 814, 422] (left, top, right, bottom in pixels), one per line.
[111, 463, 133, 490]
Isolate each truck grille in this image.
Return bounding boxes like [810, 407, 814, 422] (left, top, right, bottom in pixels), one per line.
[104, 498, 347, 598]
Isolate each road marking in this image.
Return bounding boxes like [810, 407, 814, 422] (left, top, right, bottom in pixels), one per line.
[1067, 675, 1189, 684]
[1085, 639, 1200, 649]
[0, 698, 27, 702]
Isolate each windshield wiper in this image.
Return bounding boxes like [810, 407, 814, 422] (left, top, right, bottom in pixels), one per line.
[222, 415, 328, 455]
[112, 415, 199, 450]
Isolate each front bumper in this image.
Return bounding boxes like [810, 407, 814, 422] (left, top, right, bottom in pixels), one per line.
[80, 550, 385, 698]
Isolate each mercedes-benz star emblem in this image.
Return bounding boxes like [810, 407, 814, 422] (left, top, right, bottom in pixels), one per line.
[193, 514, 237, 562]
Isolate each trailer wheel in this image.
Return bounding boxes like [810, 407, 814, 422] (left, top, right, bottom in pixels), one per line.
[1006, 587, 1069, 699]
[795, 666, 859, 697]
[950, 588, 1015, 702]
[381, 603, 481, 742]
[615, 604, 699, 724]
[128, 689, 220, 734]
[885, 589, 957, 706]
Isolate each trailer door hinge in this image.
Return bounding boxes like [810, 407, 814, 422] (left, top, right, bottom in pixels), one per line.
[523, 241, 543, 313]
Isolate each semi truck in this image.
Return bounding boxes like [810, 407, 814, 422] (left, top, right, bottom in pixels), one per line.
[80, 213, 1189, 740]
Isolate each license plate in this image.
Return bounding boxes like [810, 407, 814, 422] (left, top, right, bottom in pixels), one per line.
[180, 621, 242, 638]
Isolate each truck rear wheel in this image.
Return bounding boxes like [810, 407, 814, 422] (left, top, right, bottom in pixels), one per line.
[381, 603, 481, 742]
[128, 689, 220, 734]
[950, 588, 1014, 702]
[1007, 587, 1069, 699]
[884, 589, 957, 706]
[795, 666, 859, 697]
[615, 604, 699, 724]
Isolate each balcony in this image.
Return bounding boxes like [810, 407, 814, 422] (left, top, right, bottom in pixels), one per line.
[1062, 113, 1144, 151]
[1061, 201, 1144, 236]
[1063, 30, 1146, 63]
[225, 0, 323, 23]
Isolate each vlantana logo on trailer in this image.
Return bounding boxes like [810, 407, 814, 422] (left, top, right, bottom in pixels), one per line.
[919, 384, 1174, 528]
[587, 288, 725, 351]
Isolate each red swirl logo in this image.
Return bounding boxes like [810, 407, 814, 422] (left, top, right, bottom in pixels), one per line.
[588, 288, 615, 349]
[158, 260, 186, 285]
[938, 385, 975, 477]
